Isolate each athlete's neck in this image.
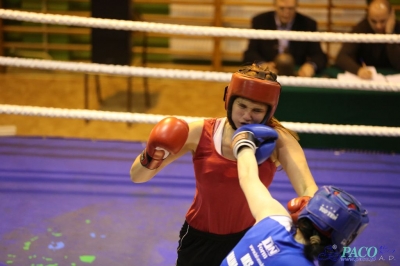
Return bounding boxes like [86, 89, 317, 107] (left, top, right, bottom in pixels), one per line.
[221, 119, 236, 159]
[294, 228, 307, 244]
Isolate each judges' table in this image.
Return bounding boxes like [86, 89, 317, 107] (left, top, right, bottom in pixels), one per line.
[275, 67, 400, 154]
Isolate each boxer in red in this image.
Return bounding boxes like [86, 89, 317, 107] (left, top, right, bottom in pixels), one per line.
[130, 63, 318, 265]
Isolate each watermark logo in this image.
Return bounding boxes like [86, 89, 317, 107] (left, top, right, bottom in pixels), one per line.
[318, 245, 395, 262]
[317, 244, 341, 262]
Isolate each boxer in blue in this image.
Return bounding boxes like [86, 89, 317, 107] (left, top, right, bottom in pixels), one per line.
[221, 126, 369, 265]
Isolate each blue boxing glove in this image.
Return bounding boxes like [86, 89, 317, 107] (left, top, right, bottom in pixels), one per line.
[231, 124, 278, 164]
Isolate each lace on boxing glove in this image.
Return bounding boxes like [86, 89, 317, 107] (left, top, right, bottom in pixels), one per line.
[140, 147, 169, 170]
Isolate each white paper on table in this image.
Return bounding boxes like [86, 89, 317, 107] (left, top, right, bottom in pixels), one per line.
[385, 73, 400, 82]
[337, 66, 387, 82]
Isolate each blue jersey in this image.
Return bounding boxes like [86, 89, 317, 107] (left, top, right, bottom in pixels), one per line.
[221, 216, 314, 266]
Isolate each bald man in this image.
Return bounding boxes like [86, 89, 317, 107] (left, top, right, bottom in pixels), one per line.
[335, 0, 400, 79]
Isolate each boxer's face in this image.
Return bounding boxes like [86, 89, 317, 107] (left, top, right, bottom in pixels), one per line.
[231, 97, 268, 128]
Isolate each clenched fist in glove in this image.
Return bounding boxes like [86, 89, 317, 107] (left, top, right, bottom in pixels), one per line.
[287, 196, 311, 224]
[140, 117, 189, 170]
[231, 124, 278, 164]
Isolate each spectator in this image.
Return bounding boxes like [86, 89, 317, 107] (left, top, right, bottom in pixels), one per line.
[243, 0, 327, 77]
[335, 0, 400, 79]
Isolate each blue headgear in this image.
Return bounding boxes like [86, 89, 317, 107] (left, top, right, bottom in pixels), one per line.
[298, 186, 369, 252]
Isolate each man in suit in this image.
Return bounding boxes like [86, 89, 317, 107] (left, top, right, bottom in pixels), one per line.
[243, 0, 327, 77]
[335, 0, 400, 79]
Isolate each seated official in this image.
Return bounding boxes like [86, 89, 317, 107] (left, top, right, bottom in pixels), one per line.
[243, 0, 327, 77]
[335, 0, 400, 79]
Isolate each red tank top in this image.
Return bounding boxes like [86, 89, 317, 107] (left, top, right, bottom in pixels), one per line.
[185, 118, 277, 234]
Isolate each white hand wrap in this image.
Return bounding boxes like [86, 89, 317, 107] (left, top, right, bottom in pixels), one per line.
[231, 131, 256, 159]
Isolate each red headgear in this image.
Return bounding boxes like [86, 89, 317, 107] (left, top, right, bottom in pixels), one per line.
[224, 71, 281, 129]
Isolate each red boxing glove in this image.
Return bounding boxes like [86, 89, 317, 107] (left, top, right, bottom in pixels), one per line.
[140, 117, 189, 170]
[287, 196, 311, 224]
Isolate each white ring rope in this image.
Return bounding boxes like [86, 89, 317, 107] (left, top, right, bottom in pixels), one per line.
[1, 104, 399, 137]
[1, 56, 400, 92]
[1, 9, 399, 138]
[0, 9, 399, 43]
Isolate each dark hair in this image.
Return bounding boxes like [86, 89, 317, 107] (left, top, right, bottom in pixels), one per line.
[238, 63, 278, 81]
[297, 218, 332, 261]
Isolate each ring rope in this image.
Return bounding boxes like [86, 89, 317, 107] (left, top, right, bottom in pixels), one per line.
[1, 10, 399, 138]
[1, 104, 399, 137]
[0, 9, 399, 43]
[1, 56, 400, 92]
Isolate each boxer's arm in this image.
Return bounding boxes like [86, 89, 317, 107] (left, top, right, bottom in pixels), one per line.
[130, 119, 203, 183]
[275, 127, 318, 197]
[237, 147, 290, 224]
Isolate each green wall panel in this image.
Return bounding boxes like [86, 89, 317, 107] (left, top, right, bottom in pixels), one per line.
[134, 4, 169, 15]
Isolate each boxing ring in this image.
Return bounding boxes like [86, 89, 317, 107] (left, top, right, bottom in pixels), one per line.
[1, 9, 400, 266]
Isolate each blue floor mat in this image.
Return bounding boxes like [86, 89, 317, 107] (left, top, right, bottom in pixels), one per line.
[1, 136, 399, 265]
